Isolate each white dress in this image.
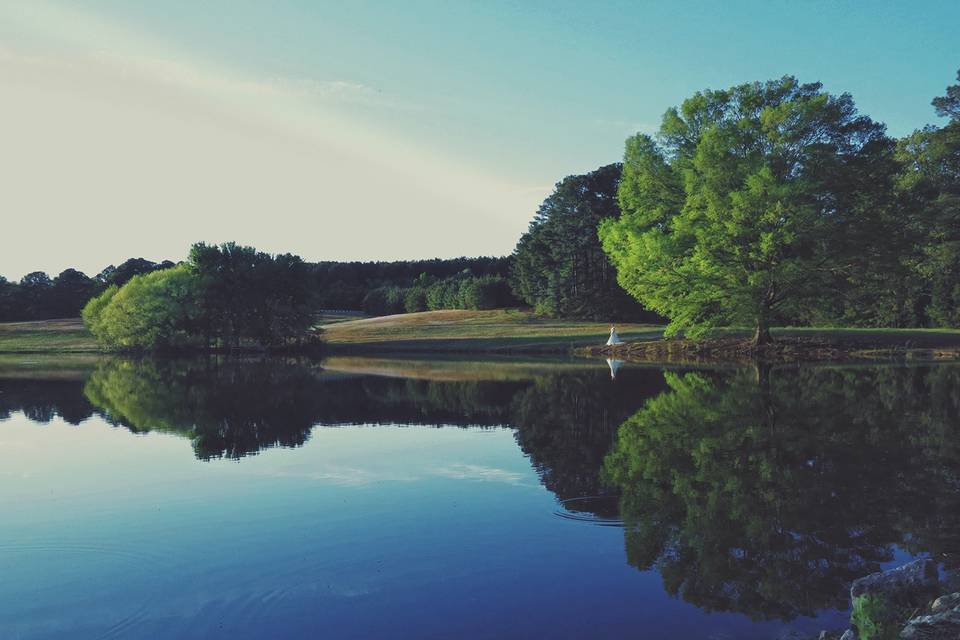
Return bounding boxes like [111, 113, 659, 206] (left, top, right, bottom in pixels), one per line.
[606, 327, 623, 346]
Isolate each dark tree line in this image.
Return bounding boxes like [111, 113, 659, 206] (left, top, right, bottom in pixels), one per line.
[510, 163, 659, 321]
[361, 271, 518, 316]
[2, 255, 516, 322]
[309, 256, 512, 310]
[0, 258, 174, 321]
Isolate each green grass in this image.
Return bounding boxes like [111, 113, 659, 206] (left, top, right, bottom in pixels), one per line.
[320, 309, 663, 354]
[322, 310, 960, 356]
[0, 319, 100, 353]
[6, 312, 960, 358]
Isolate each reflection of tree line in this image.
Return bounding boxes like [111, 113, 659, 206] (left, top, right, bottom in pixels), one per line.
[4, 360, 960, 622]
[602, 365, 960, 621]
[0, 360, 664, 492]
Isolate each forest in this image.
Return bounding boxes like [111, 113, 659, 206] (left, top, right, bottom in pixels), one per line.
[2, 68, 958, 350]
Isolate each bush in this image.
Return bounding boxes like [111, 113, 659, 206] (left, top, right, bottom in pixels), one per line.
[362, 286, 406, 316]
[851, 594, 900, 640]
[82, 265, 199, 350]
[404, 287, 428, 313]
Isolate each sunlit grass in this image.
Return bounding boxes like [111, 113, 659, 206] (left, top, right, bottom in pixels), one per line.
[320, 309, 664, 353]
[0, 319, 100, 353]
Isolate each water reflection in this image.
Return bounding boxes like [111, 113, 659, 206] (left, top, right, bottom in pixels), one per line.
[602, 365, 960, 620]
[0, 358, 666, 499]
[2, 358, 960, 628]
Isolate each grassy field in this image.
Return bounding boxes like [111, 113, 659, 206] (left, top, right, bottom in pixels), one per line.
[0, 319, 100, 354]
[320, 309, 663, 354]
[4, 311, 960, 359]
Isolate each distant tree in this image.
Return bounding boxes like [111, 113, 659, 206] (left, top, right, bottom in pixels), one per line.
[0, 277, 16, 322]
[18, 271, 55, 319]
[403, 287, 428, 313]
[600, 77, 902, 344]
[96, 258, 176, 288]
[310, 256, 512, 310]
[510, 164, 653, 320]
[48, 269, 97, 318]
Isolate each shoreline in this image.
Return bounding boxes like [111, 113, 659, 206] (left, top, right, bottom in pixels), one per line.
[4, 314, 960, 365]
[585, 336, 960, 364]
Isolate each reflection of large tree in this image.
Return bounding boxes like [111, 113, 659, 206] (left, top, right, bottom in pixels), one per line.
[510, 368, 666, 504]
[602, 366, 960, 621]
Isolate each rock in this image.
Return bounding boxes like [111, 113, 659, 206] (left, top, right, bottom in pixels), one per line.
[931, 592, 960, 613]
[899, 608, 960, 639]
[851, 559, 939, 603]
[817, 631, 849, 640]
[839, 630, 856, 640]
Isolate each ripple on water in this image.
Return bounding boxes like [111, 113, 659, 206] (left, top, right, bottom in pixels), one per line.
[553, 496, 624, 527]
[0, 538, 168, 639]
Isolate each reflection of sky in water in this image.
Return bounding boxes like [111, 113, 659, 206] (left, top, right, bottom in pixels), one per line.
[0, 414, 841, 639]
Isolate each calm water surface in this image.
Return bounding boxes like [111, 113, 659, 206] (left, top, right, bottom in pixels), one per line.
[1, 356, 958, 639]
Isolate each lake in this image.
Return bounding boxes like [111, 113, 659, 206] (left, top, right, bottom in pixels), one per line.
[2, 356, 958, 639]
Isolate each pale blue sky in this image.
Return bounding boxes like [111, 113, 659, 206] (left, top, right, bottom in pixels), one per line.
[1, 0, 957, 278]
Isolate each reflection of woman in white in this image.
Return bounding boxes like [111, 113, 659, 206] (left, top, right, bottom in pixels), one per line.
[606, 325, 623, 346]
[606, 358, 623, 380]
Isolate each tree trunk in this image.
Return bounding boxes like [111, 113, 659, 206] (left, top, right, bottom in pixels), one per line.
[753, 311, 773, 347]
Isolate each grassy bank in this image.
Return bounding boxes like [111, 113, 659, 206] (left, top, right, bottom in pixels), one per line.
[0, 319, 100, 354]
[6, 312, 960, 361]
[591, 326, 960, 363]
[320, 309, 663, 354]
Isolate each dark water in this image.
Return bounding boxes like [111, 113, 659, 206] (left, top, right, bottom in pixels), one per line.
[1, 356, 958, 639]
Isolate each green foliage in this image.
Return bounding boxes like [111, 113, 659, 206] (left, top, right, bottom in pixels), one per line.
[895, 68, 960, 327]
[601, 76, 903, 341]
[361, 272, 516, 316]
[510, 164, 654, 320]
[188, 242, 314, 347]
[83, 359, 327, 459]
[851, 595, 899, 640]
[81, 265, 199, 350]
[601, 365, 960, 620]
[82, 243, 315, 351]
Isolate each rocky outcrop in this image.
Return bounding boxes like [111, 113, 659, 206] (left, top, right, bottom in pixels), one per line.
[900, 607, 960, 639]
[850, 558, 939, 603]
[930, 592, 960, 613]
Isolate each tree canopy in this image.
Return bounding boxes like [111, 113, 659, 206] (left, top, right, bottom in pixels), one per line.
[600, 76, 902, 343]
[511, 164, 656, 320]
[82, 242, 315, 351]
[896, 68, 960, 326]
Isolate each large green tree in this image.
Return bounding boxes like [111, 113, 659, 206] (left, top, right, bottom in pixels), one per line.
[600, 77, 901, 344]
[511, 164, 653, 320]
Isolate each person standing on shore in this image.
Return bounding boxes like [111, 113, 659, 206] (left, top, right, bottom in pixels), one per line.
[607, 326, 623, 346]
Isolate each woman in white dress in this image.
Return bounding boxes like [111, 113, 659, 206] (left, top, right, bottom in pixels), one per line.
[606, 325, 623, 346]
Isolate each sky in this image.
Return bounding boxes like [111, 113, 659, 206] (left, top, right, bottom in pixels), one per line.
[1, 0, 958, 279]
